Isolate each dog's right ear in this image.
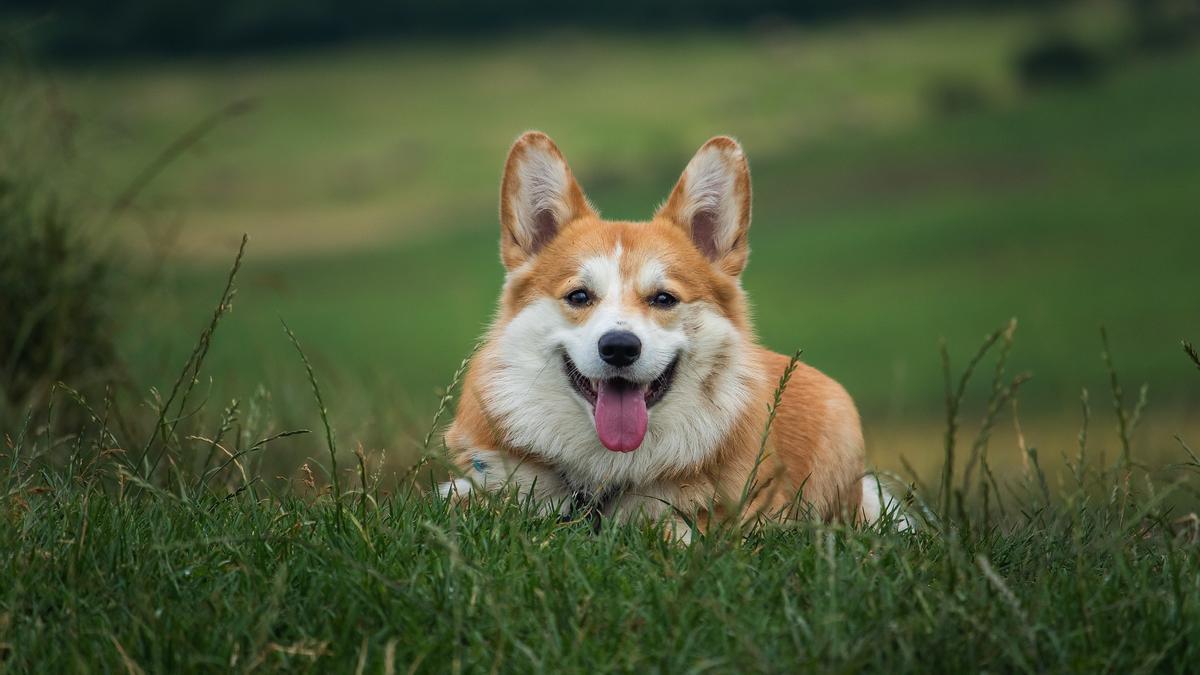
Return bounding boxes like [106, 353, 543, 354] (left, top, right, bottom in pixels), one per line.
[499, 131, 595, 270]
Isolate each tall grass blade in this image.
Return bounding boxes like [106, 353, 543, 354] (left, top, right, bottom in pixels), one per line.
[281, 318, 342, 530]
[1183, 340, 1200, 372]
[736, 349, 801, 520]
[138, 234, 248, 481]
[939, 325, 1005, 524]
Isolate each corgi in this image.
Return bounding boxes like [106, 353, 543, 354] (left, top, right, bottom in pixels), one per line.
[440, 131, 896, 540]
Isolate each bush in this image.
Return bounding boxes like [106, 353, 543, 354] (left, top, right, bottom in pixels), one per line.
[1014, 32, 1105, 90]
[0, 70, 120, 421]
[1128, 0, 1200, 52]
[0, 181, 118, 413]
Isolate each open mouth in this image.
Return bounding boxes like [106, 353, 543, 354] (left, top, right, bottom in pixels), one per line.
[563, 353, 678, 453]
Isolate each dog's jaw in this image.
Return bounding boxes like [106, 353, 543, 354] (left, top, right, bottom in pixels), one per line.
[563, 352, 679, 453]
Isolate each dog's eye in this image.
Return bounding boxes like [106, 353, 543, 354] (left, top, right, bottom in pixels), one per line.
[649, 291, 679, 308]
[565, 289, 591, 307]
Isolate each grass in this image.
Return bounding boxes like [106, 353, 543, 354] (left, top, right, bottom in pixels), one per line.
[4, 9, 1200, 669]
[2, 248, 1199, 670]
[3, 473, 1198, 672]
[1, 170, 1198, 672]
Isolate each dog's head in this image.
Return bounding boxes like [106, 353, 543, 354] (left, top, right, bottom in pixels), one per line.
[481, 132, 759, 480]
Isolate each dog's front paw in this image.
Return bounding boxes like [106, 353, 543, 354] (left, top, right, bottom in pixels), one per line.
[437, 478, 474, 502]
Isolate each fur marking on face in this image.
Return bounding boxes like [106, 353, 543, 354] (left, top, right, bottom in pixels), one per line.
[551, 245, 687, 453]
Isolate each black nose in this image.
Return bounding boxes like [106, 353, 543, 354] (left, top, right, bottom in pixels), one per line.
[598, 330, 642, 367]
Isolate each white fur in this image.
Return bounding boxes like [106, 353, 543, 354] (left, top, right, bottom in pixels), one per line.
[860, 474, 913, 531]
[438, 448, 574, 517]
[636, 257, 667, 293]
[479, 248, 761, 494]
[438, 478, 474, 500]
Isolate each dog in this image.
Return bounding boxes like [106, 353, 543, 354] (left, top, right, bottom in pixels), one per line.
[439, 132, 898, 540]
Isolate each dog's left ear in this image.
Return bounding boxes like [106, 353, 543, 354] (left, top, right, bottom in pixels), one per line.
[657, 136, 752, 276]
[499, 131, 596, 271]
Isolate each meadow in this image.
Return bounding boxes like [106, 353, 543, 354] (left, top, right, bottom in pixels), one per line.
[3, 3, 1200, 671]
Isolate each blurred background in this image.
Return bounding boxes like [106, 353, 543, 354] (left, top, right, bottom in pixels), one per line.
[2, 0, 1198, 484]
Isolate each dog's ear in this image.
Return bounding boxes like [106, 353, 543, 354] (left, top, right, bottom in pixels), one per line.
[499, 131, 596, 270]
[657, 136, 752, 276]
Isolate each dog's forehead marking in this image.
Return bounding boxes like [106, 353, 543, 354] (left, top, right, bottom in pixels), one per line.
[636, 257, 667, 292]
[579, 252, 622, 298]
[580, 236, 673, 300]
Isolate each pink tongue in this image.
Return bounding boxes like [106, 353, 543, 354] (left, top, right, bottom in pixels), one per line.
[593, 379, 648, 452]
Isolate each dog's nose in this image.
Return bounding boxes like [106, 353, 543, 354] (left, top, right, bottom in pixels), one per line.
[598, 330, 641, 367]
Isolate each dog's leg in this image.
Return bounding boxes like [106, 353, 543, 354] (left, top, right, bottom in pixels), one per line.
[859, 473, 914, 531]
[438, 448, 574, 517]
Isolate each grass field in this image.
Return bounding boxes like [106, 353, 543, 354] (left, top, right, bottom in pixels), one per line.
[5, 302, 1200, 673]
[4, 6, 1200, 670]
[5, 477, 1200, 672]
[3, 324, 1199, 672]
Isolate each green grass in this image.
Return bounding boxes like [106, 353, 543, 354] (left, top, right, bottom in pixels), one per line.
[3, 479, 1197, 672]
[5, 12, 1200, 668]
[5, 156, 1200, 674]
[3, 316, 1199, 672]
[7, 3, 1200, 667]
